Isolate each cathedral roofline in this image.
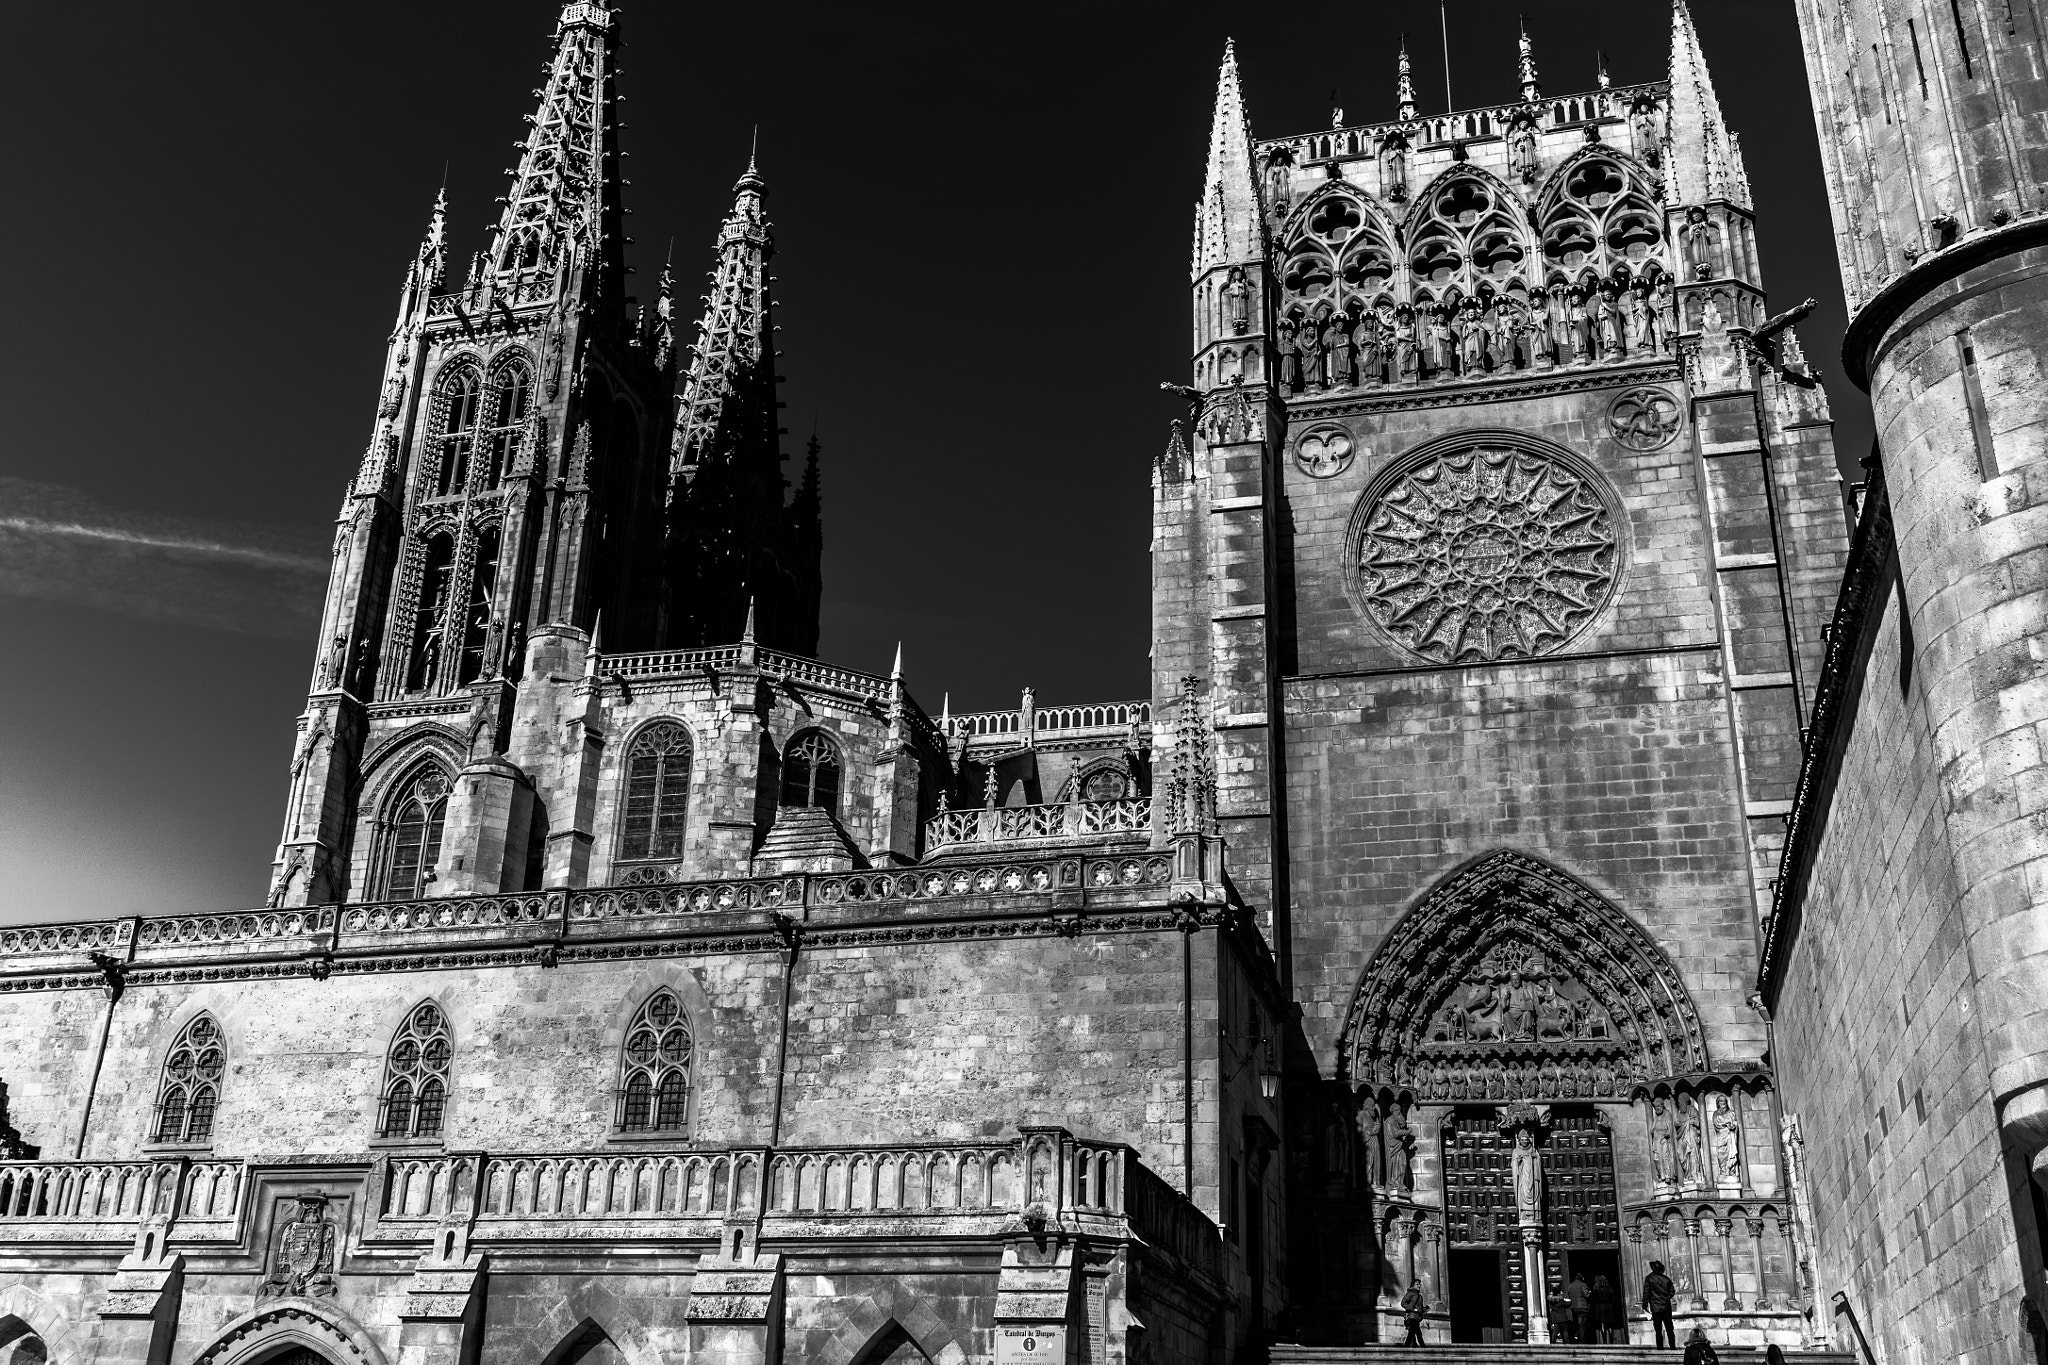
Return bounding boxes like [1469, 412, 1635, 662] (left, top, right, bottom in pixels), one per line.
[1254, 78, 1669, 162]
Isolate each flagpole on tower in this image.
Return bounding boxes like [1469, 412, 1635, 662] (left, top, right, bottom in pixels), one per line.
[1440, 1, 1454, 110]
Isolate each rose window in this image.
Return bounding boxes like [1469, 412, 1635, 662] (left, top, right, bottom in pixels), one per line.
[1358, 446, 1619, 664]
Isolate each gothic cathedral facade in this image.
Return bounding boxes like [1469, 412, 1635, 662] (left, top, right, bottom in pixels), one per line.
[2, 2, 2036, 1364]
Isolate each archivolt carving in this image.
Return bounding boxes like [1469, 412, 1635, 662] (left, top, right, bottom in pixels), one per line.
[1355, 440, 1619, 664]
[1340, 851, 1709, 1101]
[194, 1301, 386, 1365]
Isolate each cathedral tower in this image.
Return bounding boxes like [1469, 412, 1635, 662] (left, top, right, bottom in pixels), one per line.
[269, 1, 816, 906]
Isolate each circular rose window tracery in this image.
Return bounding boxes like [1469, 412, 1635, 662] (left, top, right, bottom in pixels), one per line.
[1358, 445, 1619, 664]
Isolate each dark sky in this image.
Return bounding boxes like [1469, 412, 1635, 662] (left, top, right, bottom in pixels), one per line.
[0, 0, 1865, 922]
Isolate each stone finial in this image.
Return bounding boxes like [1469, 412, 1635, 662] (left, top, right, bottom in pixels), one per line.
[1518, 18, 1541, 103]
[1596, 49, 1612, 90]
[1396, 38, 1418, 122]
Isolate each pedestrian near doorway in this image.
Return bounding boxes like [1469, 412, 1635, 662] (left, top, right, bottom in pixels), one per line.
[1643, 1259, 1678, 1348]
[1591, 1273, 1621, 1344]
[1683, 1326, 1719, 1365]
[1401, 1284, 1426, 1346]
[1565, 1271, 1592, 1343]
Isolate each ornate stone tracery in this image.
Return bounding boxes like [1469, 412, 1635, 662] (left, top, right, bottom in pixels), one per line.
[1340, 851, 1709, 1102]
[1354, 440, 1619, 664]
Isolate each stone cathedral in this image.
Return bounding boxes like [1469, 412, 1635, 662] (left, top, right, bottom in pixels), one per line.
[2, 2, 2044, 1364]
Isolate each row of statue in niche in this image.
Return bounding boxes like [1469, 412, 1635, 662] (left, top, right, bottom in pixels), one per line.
[1648, 1091, 1747, 1192]
[1276, 277, 1678, 391]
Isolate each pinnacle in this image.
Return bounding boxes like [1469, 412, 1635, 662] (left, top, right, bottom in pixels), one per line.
[1666, 0, 1745, 208]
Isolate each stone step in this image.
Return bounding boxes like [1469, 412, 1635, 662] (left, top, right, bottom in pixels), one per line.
[1271, 1349, 1855, 1365]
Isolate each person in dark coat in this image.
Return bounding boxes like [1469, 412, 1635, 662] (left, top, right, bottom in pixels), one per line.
[1402, 1283, 1427, 1346]
[1591, 1274, 1621, 1344]
[1643, 1260, 1678, 1348]
[1564, 1271, 1592, 1343]
[1684, 1326, 1719, 1365]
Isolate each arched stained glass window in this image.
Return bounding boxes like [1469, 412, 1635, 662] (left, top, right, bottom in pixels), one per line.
[379, 1001, 453, 1139]
[155, 1015, 225, 1144]
[1080, 766, 1131, 802]
[381, 767, 450, 900]
[779, 731, 841, 815]
[617, 990, 692, 1133]
[620, 722, 691, 861]
[433, 369, 482, 498]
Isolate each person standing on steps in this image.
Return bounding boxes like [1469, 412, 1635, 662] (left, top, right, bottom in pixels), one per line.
[1683, 1326, 1719, 1365]
[1591, 1273, 1621, 1344]
[1564, 1271, 1592, 1343]
[1643, 1259, 1678, 1348]
[1401, 1283, 1427, 1346]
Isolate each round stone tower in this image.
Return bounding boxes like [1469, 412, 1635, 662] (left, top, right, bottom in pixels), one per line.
[1793, 4, 2048, 1155]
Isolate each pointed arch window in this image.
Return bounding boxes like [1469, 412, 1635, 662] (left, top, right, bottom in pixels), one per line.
[620, 722, 692, 862]
[456, 525, 502, 686]
[381, 766, 450, 900]
[481, 363, 533, 486]
[780, 730, 842, 815]
[379, 1002, 453, 1139]
[406, 533, 455, 692]
[154, 1015, 225, 1144]
[617, 991, 693, 1133]
[432, 369, 482, 498]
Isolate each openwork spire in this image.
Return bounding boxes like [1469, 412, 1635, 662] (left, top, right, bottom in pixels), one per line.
[1192, 39, 1262, 277]
[1518, 19, 1541, 103]
[1396, 39, 1417, 121]
[1665, 0, 1749, 209]
[485, 2, 623, 304]
[671, 155, 776, 483]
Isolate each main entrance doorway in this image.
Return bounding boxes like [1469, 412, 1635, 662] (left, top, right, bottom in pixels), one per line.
[1441, 1105, 1620, 1343]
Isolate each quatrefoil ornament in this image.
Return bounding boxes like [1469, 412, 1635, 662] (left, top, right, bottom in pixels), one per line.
[1295, 425, 1357, 479]
[1608, 386, 1683, 451]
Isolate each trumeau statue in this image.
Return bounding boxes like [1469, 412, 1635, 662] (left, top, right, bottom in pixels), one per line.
[1511, 1128, 1544, 1218]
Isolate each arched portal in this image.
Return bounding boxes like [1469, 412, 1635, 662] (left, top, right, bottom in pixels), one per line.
[1334, 851, 1715, 1346]
[1340, 850, 1708, 1099]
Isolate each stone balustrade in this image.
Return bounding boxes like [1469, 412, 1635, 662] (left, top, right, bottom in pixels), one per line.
[945, 700, 1150, 744]
[924, 799, 1153, 852]
[0, 849, 1194, 974]
[0, 1136, 1219, 1283]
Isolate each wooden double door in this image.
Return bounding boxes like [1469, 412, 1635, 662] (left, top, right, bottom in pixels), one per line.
[1440, 1106, 1621, 1342]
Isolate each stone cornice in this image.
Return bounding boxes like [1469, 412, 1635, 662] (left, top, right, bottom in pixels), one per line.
[1756, 465, 1895, 1008]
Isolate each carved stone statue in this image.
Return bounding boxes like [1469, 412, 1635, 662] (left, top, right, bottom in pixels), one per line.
[1223, 265, 1252, 335]
[1711, 1094, 1743, 1183]
[1626, 286, 1653, 354]
[1458, 301, 1490, 373]
[1653, 275, 1678, 349]
[1650, 1098, 1676, 1187]
[1328, 314, 1354, 387]
[1526, 293, 1555, 367]
[1550, 287, 1575, 359]
[1383, 145, 1407, 201]
[1598, 289, 1625, 359]
[1678, 1097, 1707, 1187]
[1323, 1098, 1352, 1179]
[1359, 1095, 1385, 1186]
[1568, 290, 1594, 363]
[1355, 310, 1384, 385]
[1512, 129, 1539, 183]
[321, 633, 348, 689]
[1394, 308, 1421, 381]
[1278, 318, 1300, 389]
[1426, 307, 1457, 376]
[1383, 1103, 1414, 1191]
[1511, 1128, 1544, 1219]
[1298, 318, 1326, 389]
[1685, 207, 1718, 280]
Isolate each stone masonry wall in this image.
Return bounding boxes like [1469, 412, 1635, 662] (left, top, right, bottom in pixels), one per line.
[1773, 586, 2026, 1365]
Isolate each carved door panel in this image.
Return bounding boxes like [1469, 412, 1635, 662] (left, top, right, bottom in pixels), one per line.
[1442, 1112, 1527, 1341]
[1542, 1108, 1621, 1329]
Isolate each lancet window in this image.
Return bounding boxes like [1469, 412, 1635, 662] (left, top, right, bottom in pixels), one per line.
[378, 1002, 453, 1139]
[780, 730, 842, 814]
[620, 722, 692, 862]
[404, 533, 456, 692]
[455, 525, 502, 687]
[380, 765, 450, 900]
[480, 362, 533, 487]
[617, 991, 693, 1133]
[430, 368, 483, 499]
[154, 1015, 225, 1144]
